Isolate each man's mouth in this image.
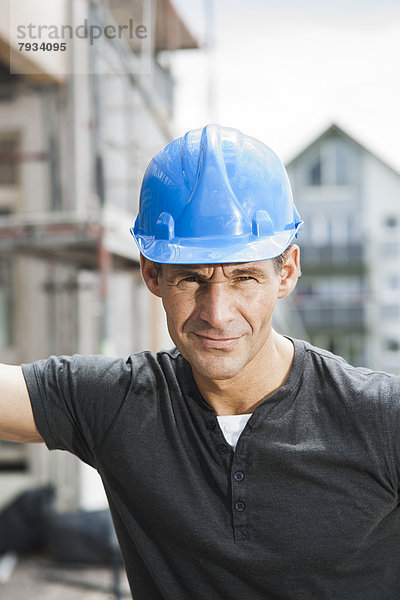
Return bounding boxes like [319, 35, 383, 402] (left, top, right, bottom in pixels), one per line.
[193, 333, 242, 349]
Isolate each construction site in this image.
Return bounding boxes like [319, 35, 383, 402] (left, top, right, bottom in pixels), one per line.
[0, 0, 198, 596]
[0, 0, 200, 509]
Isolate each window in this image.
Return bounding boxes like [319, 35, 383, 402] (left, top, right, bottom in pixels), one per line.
[330, 216, 349, 245]
[386, 339, 400, 352]
[309, 159, 322, 186]
[306, 139, 358, 187]
[335, 145, 349, 185]
[384, 216, 398, 228]
[310, 276, 364, 305]
[0, 133, 21, 212]
[380, 242, 400, 258]
[310, 215, 329, 246]
[0, 136, 19, 186]
[381, 305, 400, 320]
[387, 275, 400, 291]
[346, 216, 362, 244]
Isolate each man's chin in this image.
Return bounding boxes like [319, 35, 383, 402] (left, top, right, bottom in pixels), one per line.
[188, 352, 245, 382]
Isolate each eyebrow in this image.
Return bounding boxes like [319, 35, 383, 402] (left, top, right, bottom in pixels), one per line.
[228, 266, 267, 277]
[166, 267, 205, 279]
[166, 264, 268, 279]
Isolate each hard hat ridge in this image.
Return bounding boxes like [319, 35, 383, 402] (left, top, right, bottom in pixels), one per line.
[132, 124, 302, 264]
[175, 124, 248, 238]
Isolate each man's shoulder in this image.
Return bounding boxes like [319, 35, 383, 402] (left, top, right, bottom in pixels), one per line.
[301, 338, 392, 376]
[126, 346, 188, 385]
[293, 337, 400, 402]
[128, 346, 182, 370]
[25, 347, 186, 388]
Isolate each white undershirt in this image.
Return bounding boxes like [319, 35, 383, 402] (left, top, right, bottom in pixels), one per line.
[217, 414, 252, 451]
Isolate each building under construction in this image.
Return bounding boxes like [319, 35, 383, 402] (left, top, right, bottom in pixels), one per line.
[0, 0, 198, 510]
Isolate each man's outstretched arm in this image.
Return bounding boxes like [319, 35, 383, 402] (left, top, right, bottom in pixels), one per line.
[0, 364, 43, 443]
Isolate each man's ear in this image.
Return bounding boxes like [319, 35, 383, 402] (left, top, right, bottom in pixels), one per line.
[140, 255, 162, 298]
[277, 245, 300, 299]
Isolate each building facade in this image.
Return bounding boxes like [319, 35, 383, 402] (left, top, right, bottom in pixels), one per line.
[0, 0, 197, 509]
[287, 124, 400, 373]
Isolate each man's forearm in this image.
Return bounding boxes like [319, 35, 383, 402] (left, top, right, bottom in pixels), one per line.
[0, 364, 43, 443]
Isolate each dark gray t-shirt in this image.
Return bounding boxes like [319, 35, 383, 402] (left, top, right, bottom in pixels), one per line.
[22, 339, 400, 599]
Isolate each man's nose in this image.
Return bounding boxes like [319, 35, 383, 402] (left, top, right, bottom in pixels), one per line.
[197, 283, 235, 328]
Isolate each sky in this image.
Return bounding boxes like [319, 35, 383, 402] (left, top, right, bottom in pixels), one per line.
[171, 0, 400, 170]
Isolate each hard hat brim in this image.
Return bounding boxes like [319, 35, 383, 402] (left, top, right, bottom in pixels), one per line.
[132, 226, 301, 265]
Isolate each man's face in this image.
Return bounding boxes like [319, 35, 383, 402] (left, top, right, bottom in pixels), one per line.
[142, 250, 299, 384]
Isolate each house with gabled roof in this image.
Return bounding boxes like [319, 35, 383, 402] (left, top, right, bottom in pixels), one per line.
[286, 124, 400, 372]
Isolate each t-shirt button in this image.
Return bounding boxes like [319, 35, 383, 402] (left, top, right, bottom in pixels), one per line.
[235, 501, 245, 512]
[233, 471, 244, 482]
[218, 444, 228, 455]
[206, 420, 216, 431]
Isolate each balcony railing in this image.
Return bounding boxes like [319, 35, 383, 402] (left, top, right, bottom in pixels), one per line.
[297, 304, 364, 330]
[299, 244, 363, 265]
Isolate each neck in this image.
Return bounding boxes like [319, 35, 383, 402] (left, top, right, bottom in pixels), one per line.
[193, 331, 295, 416]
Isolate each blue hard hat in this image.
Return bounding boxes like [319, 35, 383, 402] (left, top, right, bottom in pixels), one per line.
[131, 124, 302, 264]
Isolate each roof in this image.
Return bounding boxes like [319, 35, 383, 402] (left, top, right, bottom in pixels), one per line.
[286, 123, 400, 179]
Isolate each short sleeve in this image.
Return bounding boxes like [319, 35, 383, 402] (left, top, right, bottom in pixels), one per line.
[22, 354, 133, 468]
[381, 374, 400, 488]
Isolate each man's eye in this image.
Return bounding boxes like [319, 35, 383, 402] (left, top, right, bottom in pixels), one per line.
[235, 276, 254, 282]
[176, 276, 200, 287]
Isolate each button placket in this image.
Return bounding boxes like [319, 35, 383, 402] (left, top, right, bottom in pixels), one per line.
[231, 466, 248, 539]
[230, 434, 250, 541]
[205, 418, 233, 465]
[231, 487, 248, 539]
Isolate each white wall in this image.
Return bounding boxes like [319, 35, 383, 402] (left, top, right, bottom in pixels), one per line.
[363, 155, 400, 371]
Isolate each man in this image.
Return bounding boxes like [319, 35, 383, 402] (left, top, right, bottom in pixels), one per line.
[1, 124, 400, 599]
